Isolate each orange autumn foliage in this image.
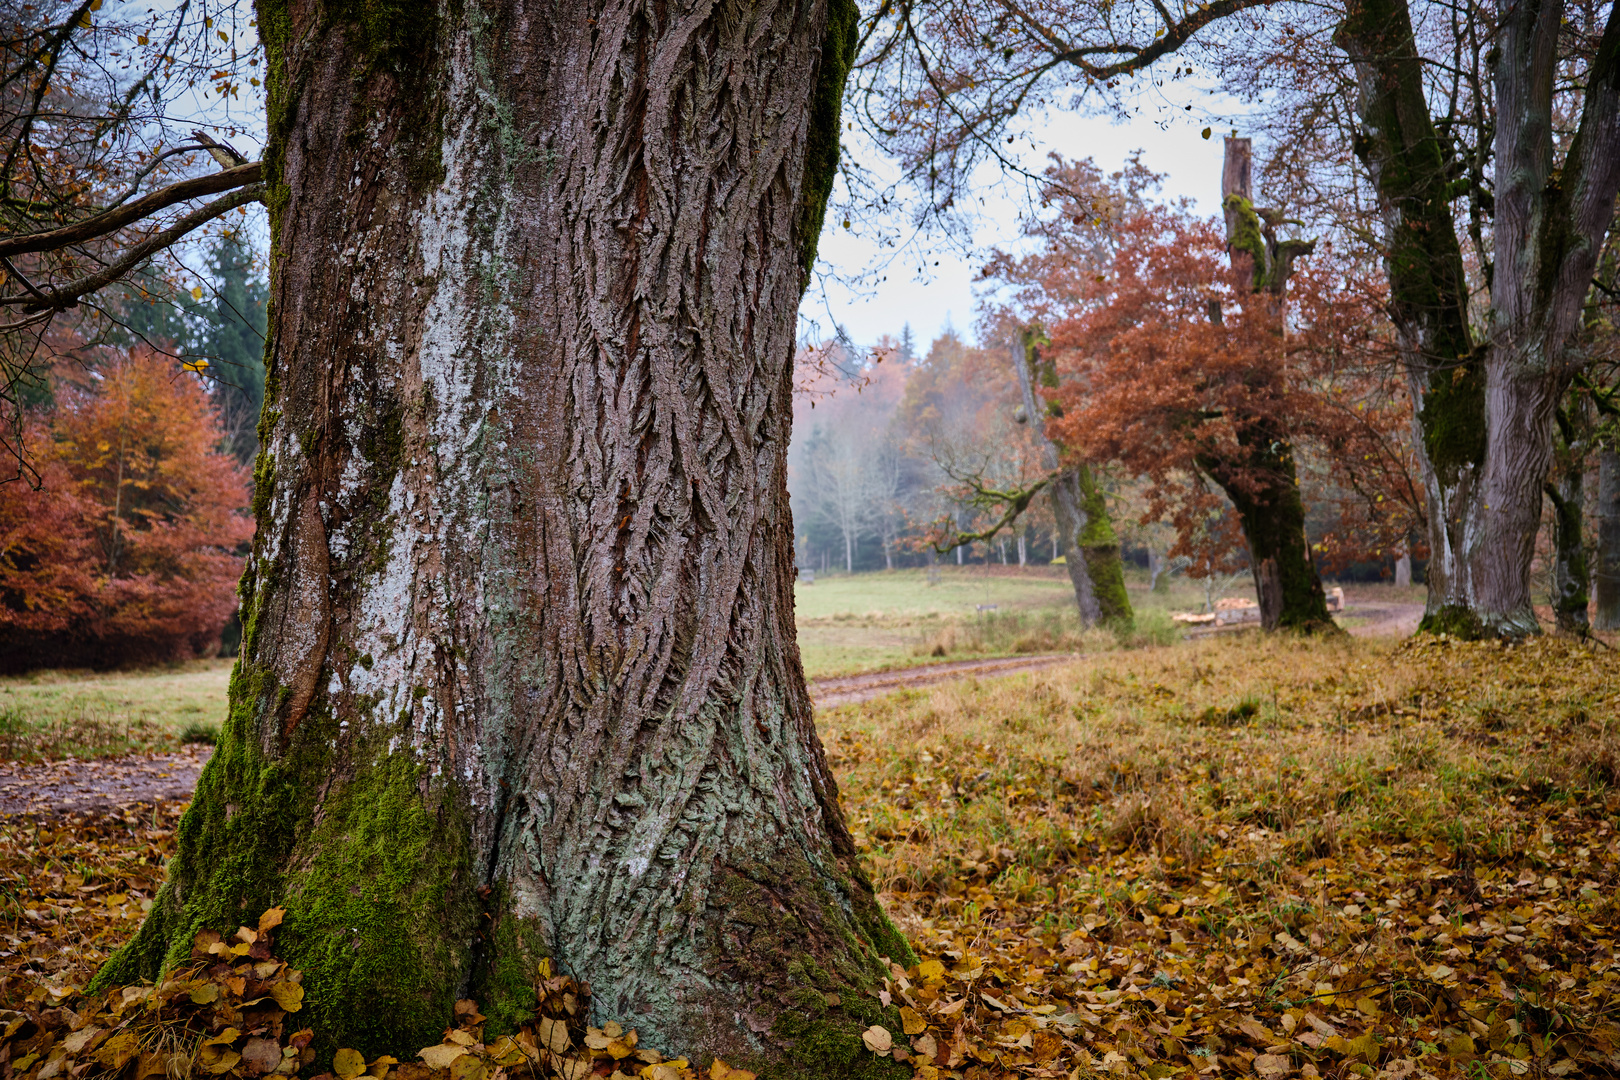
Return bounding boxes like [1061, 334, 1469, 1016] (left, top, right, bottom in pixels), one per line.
[0, 350, 253, 670]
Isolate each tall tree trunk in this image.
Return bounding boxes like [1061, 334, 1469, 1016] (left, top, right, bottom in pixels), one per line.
[95, 0, 914, 1073]
[1394, 541, 1412, 588]
[1195, 425, 1334, 632]
[1546, 398, 1591, 634]
[1202, 148, 1333, 633]
[1011, 331, 1131, 628]
[1547, 469, 1589, 635]
[1597, 447, 1620, 630]
[1338, 0, 1620, 637]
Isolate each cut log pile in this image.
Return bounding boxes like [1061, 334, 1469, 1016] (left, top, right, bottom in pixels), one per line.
[1172, 587, 1342, 626]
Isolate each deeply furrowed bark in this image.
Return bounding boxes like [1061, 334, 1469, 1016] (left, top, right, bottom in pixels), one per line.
[95, 0, 915, 1073]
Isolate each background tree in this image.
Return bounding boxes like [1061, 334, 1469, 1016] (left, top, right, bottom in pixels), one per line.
[852, 0, 1620, 639]
[1, 0, 266, 472]
[0, 348, 252, 670]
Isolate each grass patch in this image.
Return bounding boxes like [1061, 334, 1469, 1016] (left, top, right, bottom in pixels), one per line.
[0, 659, 231, 761]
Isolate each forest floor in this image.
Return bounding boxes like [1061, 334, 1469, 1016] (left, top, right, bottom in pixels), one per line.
[0, 582, 1612, 1080]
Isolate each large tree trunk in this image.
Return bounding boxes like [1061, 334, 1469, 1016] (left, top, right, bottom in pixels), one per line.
[1596, 447, 1620, 630]
[1204, 146, 1333, 633]
[95, 0, 914, 1072]
[1195, 426, 1334, 632]
[1338, 0, 1620, 637]
[1011, 332, 1131, 629]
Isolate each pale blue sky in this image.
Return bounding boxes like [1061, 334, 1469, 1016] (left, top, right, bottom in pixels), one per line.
[806, 91, 1254, 351]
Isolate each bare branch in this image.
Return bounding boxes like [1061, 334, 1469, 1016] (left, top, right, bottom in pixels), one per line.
[0, 162, 262, 260]
[2, 184, 265, 313]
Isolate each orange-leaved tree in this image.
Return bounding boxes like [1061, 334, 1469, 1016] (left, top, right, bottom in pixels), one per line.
[1038, 203, 1410, 630]
[0, 349, 253, 670]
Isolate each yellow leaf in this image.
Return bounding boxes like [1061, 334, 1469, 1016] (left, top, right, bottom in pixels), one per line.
[272, 982, 305, 1012]
[190, 982, 221, 1004]
[417, 1044, 467, 1070]
[1254, 1054, 1290, 1079]
[900, 1006, 926, 1036]
[96, 1032, 140, 1070]
[553, 1057, 594, 1080]
[200, 1050, 241, 1075]
[915, 960, 946, 981]
[259, 907, 286, 933]
[191, 286, 204, 301]
[333, 1048, 366, 1080]
[369, 1056, 400, 1079]
[708, 1059, 757, 1080]
[485, 1038, 526, 1067]
[448, 1054, 486, 1080]
[861, 1025, 892, 1053]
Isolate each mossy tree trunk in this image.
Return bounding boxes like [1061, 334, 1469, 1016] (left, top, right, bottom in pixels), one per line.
[94, 0, 915, 1074]
[1194, 422, 1334, 633]
[1337, 0, 1620, 638]
[1597, 447, 1620, 630]
[1546, 396, 1592, 635]
[1010, 331, 1132, 630]
[1203, 145, 1333, 633]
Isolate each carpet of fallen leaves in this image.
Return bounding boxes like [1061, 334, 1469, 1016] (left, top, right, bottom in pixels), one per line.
[827, 634, 1620, 1079]
[0, 633, 1614, 1080]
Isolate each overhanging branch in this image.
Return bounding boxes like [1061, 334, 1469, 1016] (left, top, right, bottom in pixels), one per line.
[0, 162, 263, 260]
[1, 185, 266, 314]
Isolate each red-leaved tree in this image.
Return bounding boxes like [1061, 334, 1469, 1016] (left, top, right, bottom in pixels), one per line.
[0, 350, 253, 670]
[1027, 201, 1416, 627]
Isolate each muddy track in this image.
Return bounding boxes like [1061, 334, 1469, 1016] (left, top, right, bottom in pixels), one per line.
[808, 653, 1075, 709]
[0, 743, 212, 817]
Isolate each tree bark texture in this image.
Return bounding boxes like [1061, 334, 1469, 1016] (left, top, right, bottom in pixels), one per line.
[1338, 0, 1620, 637]
[1195, 424, 1334, 632]
[1546, 460, 1588, 635]
[96, 0, 915, 1073]
[1596, 447, 1620, 630]
[1546, 398, 1592, 634]
[1011, 333, 1131, 628]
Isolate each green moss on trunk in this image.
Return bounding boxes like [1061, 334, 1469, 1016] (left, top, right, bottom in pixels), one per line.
[1074, 463, 1133, 630]
[93, 656, 480, 1057]
[796, 0, 858, 282]
[1198, 428, 1336, 634]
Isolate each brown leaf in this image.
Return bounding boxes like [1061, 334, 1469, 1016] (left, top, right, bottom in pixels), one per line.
[242, 1038, 284, 1076]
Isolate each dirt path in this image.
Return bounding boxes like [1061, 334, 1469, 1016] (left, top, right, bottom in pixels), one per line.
[808, 653, 1074, 708]
[3, 619, 1431, 816]
[0, 743, 212, 816]
[1345, 601, 1426, 637]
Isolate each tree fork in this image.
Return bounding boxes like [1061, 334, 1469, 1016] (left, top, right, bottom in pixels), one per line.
[95, 0, 916, 1073]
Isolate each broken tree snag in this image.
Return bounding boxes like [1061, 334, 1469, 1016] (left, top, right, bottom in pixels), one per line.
[95, 0, 913, 1075]
[1199, 137, 1334, 633]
